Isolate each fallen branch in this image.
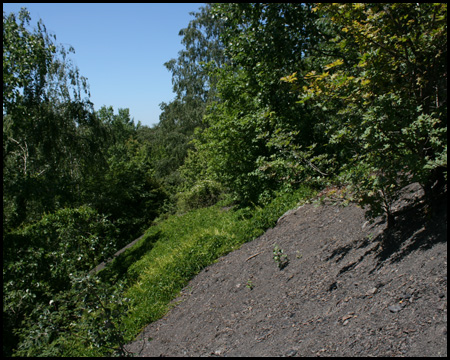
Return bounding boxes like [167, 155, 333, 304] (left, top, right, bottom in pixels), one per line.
[245, 252, 262, 262]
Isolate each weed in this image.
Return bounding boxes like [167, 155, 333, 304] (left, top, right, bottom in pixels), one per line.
[273, 244, 289, 269]
[246, 279, 254, 290]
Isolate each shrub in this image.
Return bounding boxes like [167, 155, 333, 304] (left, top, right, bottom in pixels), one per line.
[3, 206, 119, 356]
[176, 179, 224, 212]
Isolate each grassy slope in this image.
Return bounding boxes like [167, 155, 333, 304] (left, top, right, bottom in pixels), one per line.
[101, 186, 318, 346]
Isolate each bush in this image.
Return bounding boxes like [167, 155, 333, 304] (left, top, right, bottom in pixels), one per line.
[3, 206, 119, 356]
[11, 273, 130, 357]
[176, 179, 224, 212]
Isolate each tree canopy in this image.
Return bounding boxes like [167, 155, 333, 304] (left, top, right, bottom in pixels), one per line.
[181, 3, 447, 219]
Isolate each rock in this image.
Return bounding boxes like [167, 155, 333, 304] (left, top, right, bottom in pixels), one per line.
[366, 287, 378, 296]
[388, 304, 404, 313]
[286, 349, 298, 357]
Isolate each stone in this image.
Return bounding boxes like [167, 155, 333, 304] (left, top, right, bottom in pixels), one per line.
[388, 304, 403, 313]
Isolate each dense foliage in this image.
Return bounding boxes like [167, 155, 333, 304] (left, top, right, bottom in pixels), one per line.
[3, 8, 165, 356]
[188, 3, 447, 216]
[3, 207, 119, 356]
[3, 3, 446, 356]
[185, 4, 329, 205]
[296, 3, 447, 225]
[148, 4, 227, 193]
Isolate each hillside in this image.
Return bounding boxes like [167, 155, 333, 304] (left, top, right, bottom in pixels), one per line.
[126, 183, 447, 357]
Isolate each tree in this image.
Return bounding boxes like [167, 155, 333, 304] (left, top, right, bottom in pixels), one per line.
[97, 137, 166, 246]
[152, 4, 227, 192]
[185, 3, 330, 205]
[3, 9, 166, 356]
[3, 8, 106, 229]
[164, 4, 227, 103]
[293, 3, 447, 225]
[85, 106, 167, 246]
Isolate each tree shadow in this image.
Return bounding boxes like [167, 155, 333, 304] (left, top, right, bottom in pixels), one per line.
[371, 190, 447, 271]
[378, 199, 446, 258]
[328, 188, 447, 277]
[325, 242, 355, 263]
[95, 230, 161, 283]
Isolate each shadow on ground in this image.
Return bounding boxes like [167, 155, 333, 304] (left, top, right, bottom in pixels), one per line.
[94, 230, 161, 282]
[375, 193, 447, 265]
[330, 186, 447, 277]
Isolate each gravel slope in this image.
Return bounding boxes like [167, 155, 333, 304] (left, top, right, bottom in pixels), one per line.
[126, 183, 447, 357]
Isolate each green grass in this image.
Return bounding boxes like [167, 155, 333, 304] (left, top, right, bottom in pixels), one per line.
[76, 185, 317, 354]
[116, 185, 316, 342]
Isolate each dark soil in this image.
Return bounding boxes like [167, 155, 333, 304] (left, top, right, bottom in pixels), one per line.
[125, 183, 447, 357]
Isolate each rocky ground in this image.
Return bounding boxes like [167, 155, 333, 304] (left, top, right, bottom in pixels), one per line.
[126, 183, 447, 357]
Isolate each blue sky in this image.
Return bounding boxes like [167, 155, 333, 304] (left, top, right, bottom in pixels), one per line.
[3, 3, 205, 127]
